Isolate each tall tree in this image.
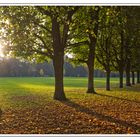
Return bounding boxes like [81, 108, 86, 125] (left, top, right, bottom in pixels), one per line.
[0, 6, 79, 100]
[67, 7, 100, 93]
[124, 6, 140, 86]
[96, 7, 115, 91]
[110, 7, 126, 88]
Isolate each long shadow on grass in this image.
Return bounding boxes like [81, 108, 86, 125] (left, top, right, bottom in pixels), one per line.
[61, 100, 140, 131]
[125, 84, 140, 92]
[96, 93, 140, 104]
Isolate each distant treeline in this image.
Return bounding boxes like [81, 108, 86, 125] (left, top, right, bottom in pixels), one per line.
[0, 58, 119, 77]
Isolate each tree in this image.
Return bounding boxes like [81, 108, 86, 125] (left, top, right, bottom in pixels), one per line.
[96, 7, 115, 91]
[107, 7, 127, 88]
[0, 6, 79, 100]
[67, 6, 100, 93]
[123, 6, 140, 86]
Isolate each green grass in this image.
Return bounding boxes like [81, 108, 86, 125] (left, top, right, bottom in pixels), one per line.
[0, 77, 138, 109]
[0, 76, 120, 88]
[0, 77, 140, 134]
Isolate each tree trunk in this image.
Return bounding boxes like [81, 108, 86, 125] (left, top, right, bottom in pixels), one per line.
[86, 38, 96, 93]
[86, 42, 96, 93]
[53, 53, 66, 100]
[132, 71, 135, 85]
[125, 60, 131, 86]
[119, 31, 124, 88]
[86, 8, 99, 93]
[106, 70, 110, 91]
[119, 69, 123, 88]
[52, 17, 66, 100]
[137, 70, 140, 83]
[87, 62, 95, 93]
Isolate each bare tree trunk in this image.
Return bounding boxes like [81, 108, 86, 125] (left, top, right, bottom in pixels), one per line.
[106, 70, 110, 91]
[86, 40, 96, 93]
[119, 31, 124, 88]
[126, 60, 131, 86]
[86, 8, 100, 93]
[53, 53, 66, 100]
[132, 71, 135, 85]
[52, 17, 66, 100]
[119, 69, 123, 88]
[87, 62, 95, 93]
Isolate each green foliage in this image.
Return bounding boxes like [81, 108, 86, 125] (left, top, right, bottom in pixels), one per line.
[96, 7, 114, 71]
[67, 6, 100, 65]
[0, 6, 139, 72]
[0, 6, 80, 62]
[96, 6, 140, 73]
[0, 7, 51, 61]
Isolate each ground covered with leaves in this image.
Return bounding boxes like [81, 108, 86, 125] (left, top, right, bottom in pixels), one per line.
[0, 77, 140, 134]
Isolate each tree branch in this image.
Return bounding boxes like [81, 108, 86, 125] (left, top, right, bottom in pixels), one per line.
[34, 21, 51, 33]
[70, 58, 87, 63]
[31, 48, 53, 58]
[62, 7, 80, 47]
[96, 54, 106, 69]
[34, 33, 46, 46]
[67, 7, 80, 22]
[35, 6, 52, 17]
[33, 41, 53, 58]
[31, 37, 54, 58]
[66, 40, 89, 50]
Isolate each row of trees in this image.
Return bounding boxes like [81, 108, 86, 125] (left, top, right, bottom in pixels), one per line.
[0, 6, 140, 100]
[68, 7, 140, 91]
[0, 57, 119, 77]
[0, 57, 54, 77]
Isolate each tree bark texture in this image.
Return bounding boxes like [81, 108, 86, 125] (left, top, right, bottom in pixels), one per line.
[52, 17, 66, 100]
[106, 70, 110, 91]
[137, 70, 140, 83]
[126, 60, 131, 86]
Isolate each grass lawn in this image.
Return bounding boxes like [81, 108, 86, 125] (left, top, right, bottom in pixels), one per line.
[0, 77, 140, 134]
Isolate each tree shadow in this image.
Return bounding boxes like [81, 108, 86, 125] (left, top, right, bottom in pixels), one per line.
[96, 93, 140, 104]
[61, 100, 140, 131]
[124, 85, 140, 92]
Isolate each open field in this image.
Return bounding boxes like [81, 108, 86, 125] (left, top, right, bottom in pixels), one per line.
[0, 77, 140, 134]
